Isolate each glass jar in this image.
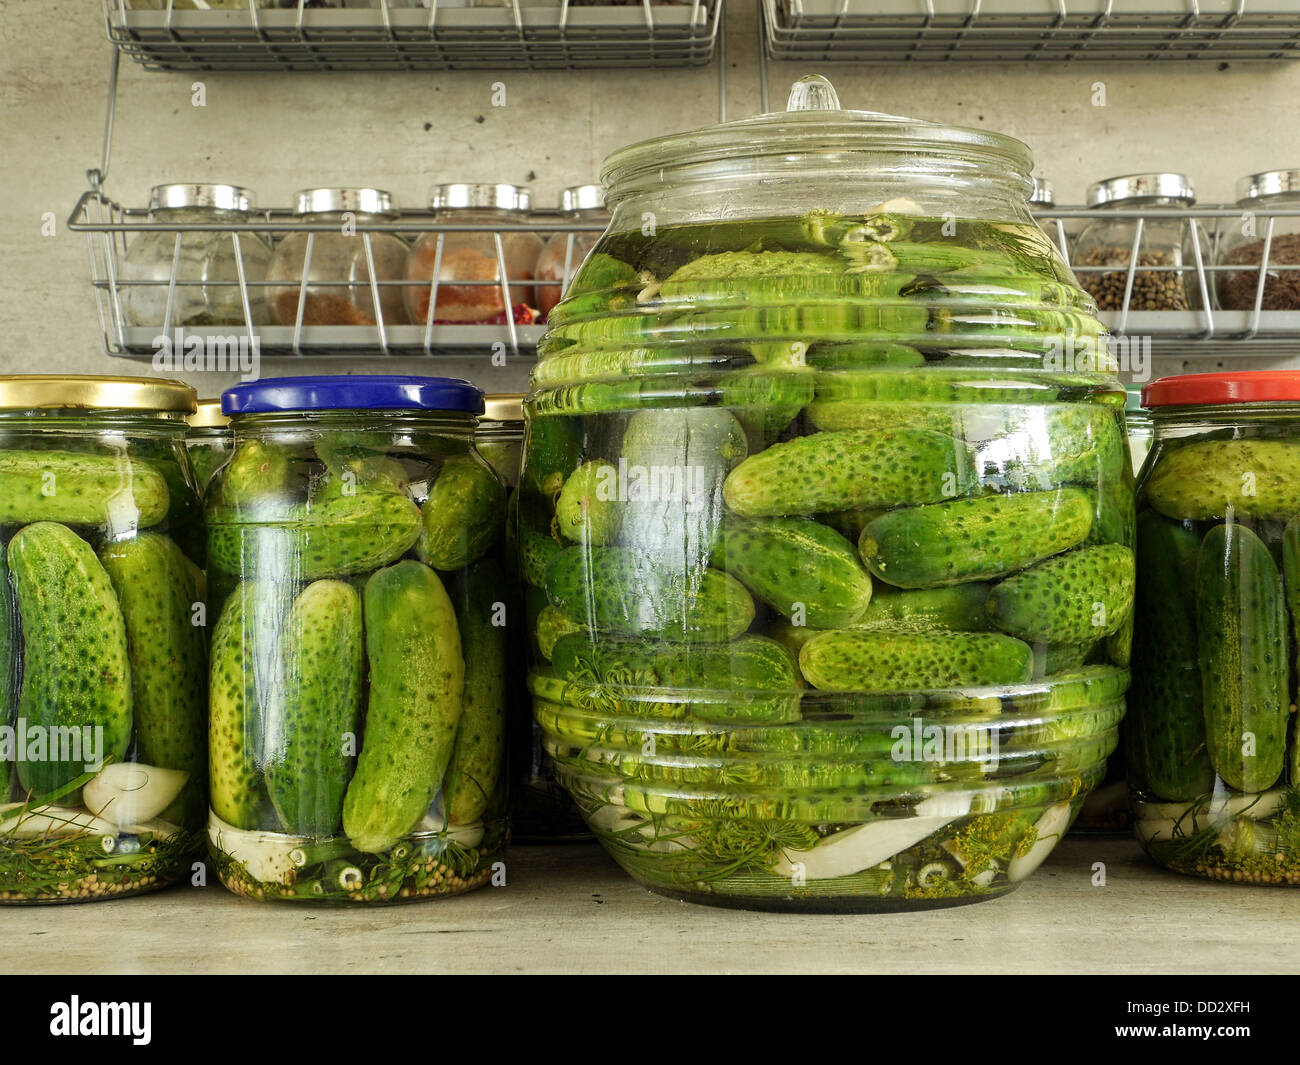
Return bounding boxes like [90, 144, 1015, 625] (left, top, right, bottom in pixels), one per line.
[523, 75, 1131, 912]
[1074, 173, 1204, 312]
[1216, 169, 1300, 312]
[205, 375, 508, 903]
[1028, 176, 1069, 259]
[1124, 385, 1152, 476]
[0, 374, 207, 904]
[536, 185, 609, 322]
[267, 188, 410, 328]
[479, 394, 590, 842]
[1129, 372, 1300, 887]
[186, 398, 232, 496]
[120, 183, 271, 329]
[404, 184, 544, 326]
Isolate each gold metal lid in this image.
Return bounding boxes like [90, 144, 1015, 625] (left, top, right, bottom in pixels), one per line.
[189, 399, 230, 428]
[481, 393, 524, 423]
[0, 375, 197, 413]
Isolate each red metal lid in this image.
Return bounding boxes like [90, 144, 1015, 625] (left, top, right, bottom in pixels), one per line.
[1142, 371, 1300, 408]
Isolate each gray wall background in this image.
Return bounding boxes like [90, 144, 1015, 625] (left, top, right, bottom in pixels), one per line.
[2, 0, 1298, 396]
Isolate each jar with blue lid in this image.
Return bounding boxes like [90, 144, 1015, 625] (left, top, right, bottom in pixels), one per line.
[205, 375, 508, 903]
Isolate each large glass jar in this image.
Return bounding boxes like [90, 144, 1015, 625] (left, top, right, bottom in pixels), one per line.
[1074, 173, 1204, 312]
[523, 75, 1131, 912]
[1129, 372, 1300, 887]
[536, 184, 609, 322]
[267, 188, 410, 328]
[404, 184, 544, 326]
[120, 183, 271, 329]
[1029, 176, 1069, 260]
[0, 375, 207, 904]
[186, 398, 232, 496]
[205, 375, 508, 903]
[1216, 169, 1300, 312]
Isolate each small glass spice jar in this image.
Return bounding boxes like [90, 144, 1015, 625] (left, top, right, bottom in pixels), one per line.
[120, 183, 271, 329]
[1216, 169, 1300, 311]
[1075, 173, 1204, 312]
[404, 184, 544, 326]
[267, 188, 410, 328]
[536, 184, 610, 321]
[1028, 176, 1070, 259]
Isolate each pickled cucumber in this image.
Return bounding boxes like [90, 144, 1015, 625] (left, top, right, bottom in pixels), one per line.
[417, 456, 506, 571]
[860, 488, 1093, 589]
[852, 582, 994, 633]
[343, 561, 465, 854]
[1146, 439, 1300, 521]
[536, 604, 583, 661]
[799, 630, 1034, 692]
[554, 461, 622, 546]
[0, 539, 12, 799]
[9, 523, 133, 796]
[0, 450, 169, 529]
[986, 545, 1135, 644]
[220, 439, 294, 506]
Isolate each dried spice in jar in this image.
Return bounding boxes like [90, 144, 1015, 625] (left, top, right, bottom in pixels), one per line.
[1075, 173, 1204, 312]
[536, 185, 609, 321]
[1216, 169, 1300, 311]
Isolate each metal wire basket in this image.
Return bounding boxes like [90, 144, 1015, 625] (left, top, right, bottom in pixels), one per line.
[761, 0, 1300, 61]
[104, 0, 724, 71]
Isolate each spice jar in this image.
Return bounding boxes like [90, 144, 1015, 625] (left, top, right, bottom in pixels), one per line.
[536, 185, 610, 321]
[0, 374, 207, 904]
[205, 375, 508, 903]
[1129, 372, 1300, 886]
[524, 75, 1129, 912]
[1216, 169, 1300, 311]
[1075, 173, 1203, 312]
[267, 188, 410, 328]
[404, 184, 544, 326]
[1029, 176, 1069, 259]
[186, 398, 232, 495]
[120, 183, 270, 329]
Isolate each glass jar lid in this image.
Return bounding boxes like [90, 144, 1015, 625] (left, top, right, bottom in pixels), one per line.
[1143, 371, 1300, 408]
[481, 393, 524, 424]
[0, 374, 196, 413]
[600, 74, 1035, 203]
[1237, 168, 1300, 203]
[430, 184, 531, 212]
[294, 188, 397, 216]
[189, 399, 230, 428]
[1028, 177, 1055, 207]
[222, 375, 484, 416]
[150, 183, 255, 211]
[560, 185, 605, 213]
[1087, 173, 1195, 207]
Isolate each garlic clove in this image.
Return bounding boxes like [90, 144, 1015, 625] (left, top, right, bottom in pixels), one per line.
[83, 763, 189, 827]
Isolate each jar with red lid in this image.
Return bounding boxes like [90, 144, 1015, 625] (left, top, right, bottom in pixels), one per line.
[404, 184, 544, 326]
[535, 185, 610, 321]
[1130, 371, 1300, 886]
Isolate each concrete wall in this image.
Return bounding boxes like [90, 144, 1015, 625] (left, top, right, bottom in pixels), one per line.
[2, 0, 1298, 395]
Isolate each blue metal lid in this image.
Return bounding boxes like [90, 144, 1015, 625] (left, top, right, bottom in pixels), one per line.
[222, 375, 484, 416]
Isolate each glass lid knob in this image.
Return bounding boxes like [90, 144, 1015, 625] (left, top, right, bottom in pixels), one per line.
[786, 74, 841, 113]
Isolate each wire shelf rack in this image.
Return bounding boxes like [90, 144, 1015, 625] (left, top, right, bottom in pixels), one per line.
[761, 0, 1300, 61]
[67, 197, 1300, 362]
[103, 0, 724, 71]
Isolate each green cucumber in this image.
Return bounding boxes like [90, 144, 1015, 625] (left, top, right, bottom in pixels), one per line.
[805, 342, 926, 371]
[443, 560, 509, 825]
[860, 488, 1093, 589]
[1146, 439, 1300, 521]
[723, 429, 977, 518]
[0, 450, 169, 529]
[550, 633, 800, 724]
[799, 630, 1034, 692]
[852, 582, 994, 633]
[99, 533, 207, 822]
[554, 461, 623, 546]
[618, 406, 748, 557]
[417, 456, 505, 570]
[343, 561, 465, 853]
[536, 604, 583, 662]
[522, 415, 584, 499]
[209, 584, 278, 830]
[718, 368, 817, 443]
[1285, 520, 1300, 787]
[209, 488, 422, 581]
[9, 523, 133, 795]
[714, 517, 872, 629]
[544, 547, 754, 643]
[0, 537, 15, 799]
[1127, 512, 1211, 801]
[220, 439, 295, 506]
[986, 544, 1135, 644]
[519, 502, 564, 588]
[264, 580, 364, 837]
[1196, 523, 1289, 793]
[806, 400, 959, 436]
[1032, 641, 1094, 679]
